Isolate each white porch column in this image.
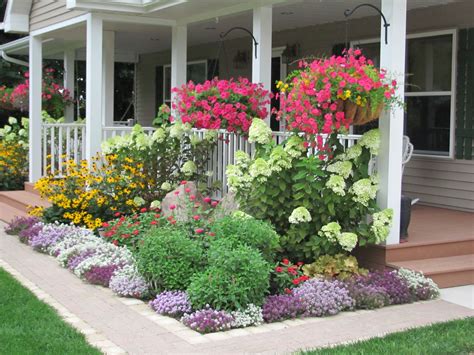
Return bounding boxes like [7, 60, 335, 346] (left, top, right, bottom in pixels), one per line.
[85, 14, 104, 161]
[102, 31, 115, 126]
[171, 24, 187, 116]
[29, 36, 42, 182]
[63, 49, 75, 123]
[377, 0, 407, 245]
[252, 6, 272, 125]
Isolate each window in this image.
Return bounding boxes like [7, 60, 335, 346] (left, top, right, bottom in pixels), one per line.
[163, 61, 207, 105]
[351, 30, 456, 157]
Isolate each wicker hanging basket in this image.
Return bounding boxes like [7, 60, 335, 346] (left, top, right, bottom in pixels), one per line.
[336, 99, 383, 126]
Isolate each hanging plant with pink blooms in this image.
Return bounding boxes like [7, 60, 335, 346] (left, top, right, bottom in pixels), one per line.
[277, 49, 401, 141]
[2, 68, 73, 119]
[172, 77, 272, 136]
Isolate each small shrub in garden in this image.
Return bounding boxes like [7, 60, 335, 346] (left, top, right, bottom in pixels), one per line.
[109, 264, 149, 299]
[187, 240, 270, 311]
[149, 291, 192, 318]
[344, 279, 390, 310]
[271, 259, 309, 294]
[231, 304, 264, 328]
[302, 254, 368, 280]
[0, 118, 28, 191]
[29, 223, 75, 253]
[136, 227, 205, 292]
[396, 268, 439, 300]
[293, 278, 354, 317]
[181, 307, 234, 334]
[358, 270, 413, 305]
[209, 215, 280, 262]
[262, 294, 305, 323]
[4, 216, 39, 236]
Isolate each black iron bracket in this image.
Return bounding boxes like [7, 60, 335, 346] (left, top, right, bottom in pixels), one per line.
[220, 26, 259, 59]
[344, 3, 390, 45]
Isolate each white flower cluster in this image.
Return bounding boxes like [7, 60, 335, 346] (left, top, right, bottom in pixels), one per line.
[370, 208, 393, 243]
[349, 178, 378, 207]
[358, 129, 380, 156]
[226, 164, 253, 193]
[109, 264, 149, 298]
[269, 146, 292, 172]
[288, 207, 312, 224]
[327, 161, 353, 179]
[338, 144, 362, 161]
[318, 222, 358, 252]
[248, 118, 272, 145]
[53, 227, 98, 259]
[231, 304, 264, 328]
[397, 268, 440, 299]
[181, 161, 197, 176]
[56, 239, 104, 267]
[249, 158, 272, 182]
[326, 175, 346, 196]
[284, 135, 306, 158]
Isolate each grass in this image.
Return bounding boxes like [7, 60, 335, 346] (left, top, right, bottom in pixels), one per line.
[0, 267, 101, 355]
[303, 317, 474, 355]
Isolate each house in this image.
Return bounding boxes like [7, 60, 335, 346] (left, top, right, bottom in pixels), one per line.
[0, 0, 472, 287]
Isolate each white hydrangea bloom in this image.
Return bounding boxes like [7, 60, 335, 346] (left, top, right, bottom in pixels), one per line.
[318, 222, 342, 243]
[349, 178, 378, 207]
[150, 200, 161, 209]
[151, 128, 166, 143]
[133, 196, 145, 206]
[326, 175, 346, 196]
[269, 146, 292, 173]
[248, 118, 272, 145]
[358, 129, 380, 156]
[226, 165, 252, 192]
[249, 158, 272, 182]
[161, 182, 172, 191]
[134, 133, 151, 150]
[284, 135, 306, 158]
[289, 206, 312, 224]
[339, 144, 362, 161]
[337, 232, 358, 252]
[204, 129, 218, 142]
[8, 117, 17, 125]
[327, 161, 352, 179]
[370, 208, 393, 243]
[169, 121, 185, 138]
[235, 150, 251, 168]
[181, 161, 197, 176]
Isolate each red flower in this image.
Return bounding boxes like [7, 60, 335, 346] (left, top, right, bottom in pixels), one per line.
[193, 215, 200, 221]
[170, 220, 177, 225]
[112, 240, 118, 246]
[292, 278, 300, 285]
[114, 212, 121, 217]
[211, 201, 219, 207]
[204, 197, 212, 203]
[140, 207, 147, 213]
[185, 187, 191, 193]
[102, 222, 109, 228]
[208, 232, 216, 237]
[150, 220, 157, 225]
[282, 259, 289, 265]
[180, 180, 188, 185]
[297, 261, 304, 266]
[189, 195, 196, 201]
[133, 230, 139, 235]
[195, 228, 204, 234]
[275, 266, 283, 273]
[284, 288, 292, 294]
[169, 204, 176, 210]
[174, 191, 180, 195]
[155, 214, 161, 218]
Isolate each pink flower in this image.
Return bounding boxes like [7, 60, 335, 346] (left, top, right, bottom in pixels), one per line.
[211, 201, 219, 207]
[195, 228, 204, 234]
[169, 204, 176, 210]
[193, 215, 200, 221]
[204, 197, 212, 204]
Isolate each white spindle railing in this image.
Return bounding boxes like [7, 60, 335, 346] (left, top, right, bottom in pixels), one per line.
[42, 123, 361, 198]
[42, 123, 86, 176]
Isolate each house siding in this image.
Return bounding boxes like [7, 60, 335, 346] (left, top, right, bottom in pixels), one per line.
[30, 0, 84, 32]
[135, 1, 474, 212]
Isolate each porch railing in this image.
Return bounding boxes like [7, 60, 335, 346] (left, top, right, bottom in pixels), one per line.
[41, 123, 361, 198]
[42, 123, 86, 176]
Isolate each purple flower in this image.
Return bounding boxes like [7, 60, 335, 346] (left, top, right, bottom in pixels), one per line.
[67, 250, 96, 271]
[344, 278, 390, 309]
[293, 278, 354, 317]
[30, 223, 74, 253]
[5, 216, 40, 238]
[357, 270, 413, 305]
[262, 294, 305, 323]
[181, 307, 234, 333]
[150, 291, 192, 317]
[109, 265, 149, 299]
[19, 222, 44, 244]
[84, 264, 119, 287]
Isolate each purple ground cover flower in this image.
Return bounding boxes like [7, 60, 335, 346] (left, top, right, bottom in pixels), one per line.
[84, 264, 119, 287]
[344, 279, 390, 309]
[181, 307, 234, 333]
[67, 250, 96, 271]
[293, 278, 354, 317]
[109, 265, 149, 299]
[5, 216, 39, 237]
[150, 291, 192, 317]
[359, 270, 413, 305]
[262, 294, 305, 323]
[30, 223, 74, 253]
[19, 222, 44, 244]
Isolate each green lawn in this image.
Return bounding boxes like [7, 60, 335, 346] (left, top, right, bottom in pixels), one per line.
[0, 267, 101, 355]
[302, 317, 474, 355]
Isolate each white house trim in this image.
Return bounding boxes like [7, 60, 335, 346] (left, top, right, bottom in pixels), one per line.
[170, 25, 187, 113]
[97, 13, 176, 27]
[377, 0, 407, 245]
[102, 31, 115, 126]
[30, 14, 89, 37]
[29, 36, 42, 182]
[3, 0, 32, 33]
[67, 0, 186, 15]
[63, 49, 76, 123]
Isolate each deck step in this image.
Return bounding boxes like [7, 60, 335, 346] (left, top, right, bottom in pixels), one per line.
[0, 190, 50, 214]
[385, 238, 474, 262]
[24, 182, 39, 196]
[388, 255, 474, 288]
[0, 202, 29, 223]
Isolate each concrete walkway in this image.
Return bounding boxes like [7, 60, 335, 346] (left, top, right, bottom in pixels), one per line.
[1, 229, 473, 355]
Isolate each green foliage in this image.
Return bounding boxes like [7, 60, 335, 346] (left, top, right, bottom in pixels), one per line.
[302, 254, 368, 280]
[136, 227, 205, 292]
[187, 240, 271, 311]
[208, 215, 280, 262]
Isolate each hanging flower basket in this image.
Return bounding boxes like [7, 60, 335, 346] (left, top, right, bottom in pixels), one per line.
[338, 100, 384, 126]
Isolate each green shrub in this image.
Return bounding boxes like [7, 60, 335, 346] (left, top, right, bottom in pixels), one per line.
[136, 226, 205, 291]
[187, 240, 270, 311]
[209, 215, 280, 262]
